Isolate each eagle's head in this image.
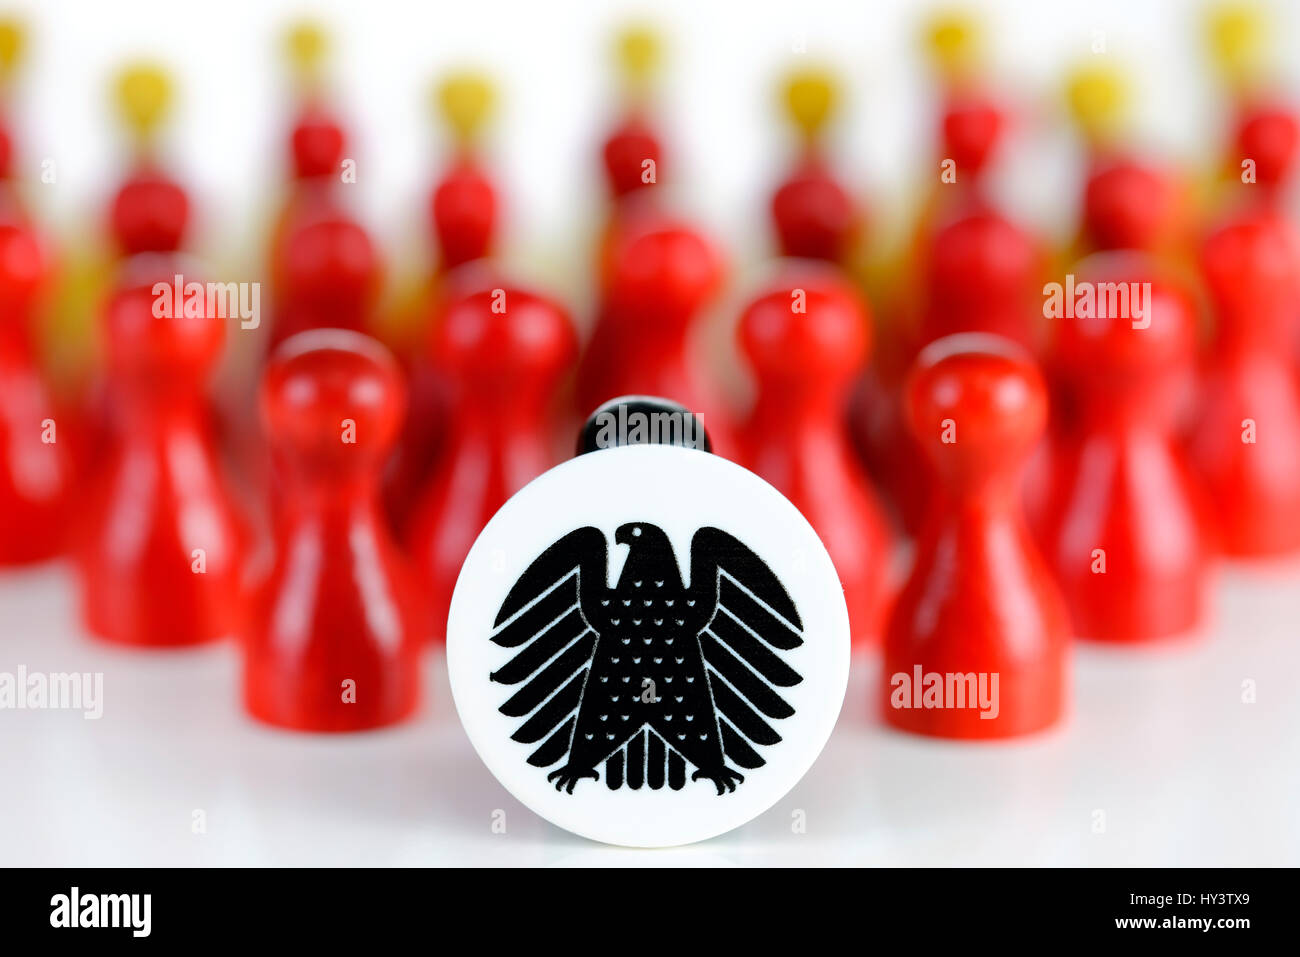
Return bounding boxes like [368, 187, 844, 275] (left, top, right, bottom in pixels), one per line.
[614, 523, 681, 589]
[615, 522, 668, 549]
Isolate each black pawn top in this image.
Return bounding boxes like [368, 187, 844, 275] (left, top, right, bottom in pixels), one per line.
[577, 395, 712, 456]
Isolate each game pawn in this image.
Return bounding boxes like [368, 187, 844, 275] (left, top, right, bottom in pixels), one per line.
[408, 284, 578, 641]
[1190, 215, 1300, 557]
[883, 334, 1068, 738]
[246, 330, 420, 730]
[77, 261, 247, 646]
[577, 221, 737, 454]
[1036, 253, 1213, 641]
[736, 266, 892, 645]
[770, 66, 860, 264]
[0, 221, 72, 564]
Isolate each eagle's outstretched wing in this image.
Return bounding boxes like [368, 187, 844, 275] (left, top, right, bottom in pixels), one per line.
[689, 527, 804, 772]
[489, 527, 607, 768]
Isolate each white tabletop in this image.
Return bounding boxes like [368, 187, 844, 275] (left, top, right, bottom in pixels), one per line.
[2, 559, 1296, 866]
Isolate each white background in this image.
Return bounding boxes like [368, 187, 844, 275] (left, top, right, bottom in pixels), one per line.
[0, 0, 1298, 865]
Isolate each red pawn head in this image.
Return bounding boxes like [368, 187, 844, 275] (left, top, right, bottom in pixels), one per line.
[737, 267, 892, 644]
[1040, 254, 1211, 640]
[603, 117, 661, 200]
[109, 171, 189, 256]
[921, 209, 1042, 350]
[290, 107, 346, 181]
[579, 222, 732, 449]
[739, 269, 868, 394]
[1235, 103, 1299, 199]
[410, 286, 578, 640]
[1054, 256, 1197, 426]
[604, 222, 725, 328]
[80, 270, 245, 645]
[884, 334, 1068, 738]
[771, 163, 857, 263]
[274, 216, 380, 345]
[1201, 213, 1300, 345]
[907, 335, 1048, 497]
[1083, 159, 1179, 254]
[249, 329, 420, 730]
[941, 94, 1005, 186]
[104, 279, 224, 388]
[432, 160, 496, 271]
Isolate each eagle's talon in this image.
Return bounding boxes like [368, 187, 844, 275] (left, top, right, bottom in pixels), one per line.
[692, 767, 744, 795]
[547, 766, 599, 794]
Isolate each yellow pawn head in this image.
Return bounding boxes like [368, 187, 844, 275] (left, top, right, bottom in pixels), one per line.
[284, 20, 329, 92]
[1066, 62, 1130, 146]
[614, 23, 662, 102]
[435, 71, 497, 147]
[781, 66, 839, 142]
[1205, 2, 1268, 92]
[924, 8, 982, 83]
[115, 63, 173, 148]
[0, 17, 26, 89]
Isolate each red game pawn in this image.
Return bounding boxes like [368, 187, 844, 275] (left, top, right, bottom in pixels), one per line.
[577, 222, 736, 454]
[408, 286, 578, 640]
[1037, 254, 1212, 641]
[736, 267, 892, 645]
[78, 267, 247, 646]
[247, 330, 420, 730]
[0, 222, 72, 564]
[1190, 215, 1300, 556]
[883, 334, 1068, 738]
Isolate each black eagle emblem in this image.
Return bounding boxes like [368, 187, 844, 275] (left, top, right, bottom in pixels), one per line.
[489, 522, 803, 795]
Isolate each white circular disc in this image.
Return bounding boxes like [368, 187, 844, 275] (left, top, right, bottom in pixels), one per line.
[446, 444, 851, 847]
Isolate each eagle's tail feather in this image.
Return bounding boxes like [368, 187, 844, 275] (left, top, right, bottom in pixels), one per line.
[604, 729, 678, 790]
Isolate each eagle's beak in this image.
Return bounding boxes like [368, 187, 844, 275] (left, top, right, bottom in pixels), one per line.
[614, 523, 642, 545]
